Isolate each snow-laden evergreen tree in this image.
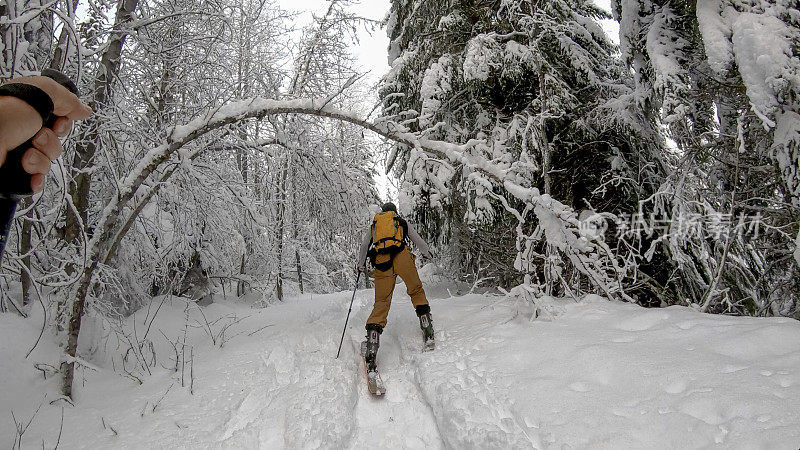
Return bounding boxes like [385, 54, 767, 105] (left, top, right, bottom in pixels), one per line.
[614, 0, 800, 316]
[380, 0, 667, 300]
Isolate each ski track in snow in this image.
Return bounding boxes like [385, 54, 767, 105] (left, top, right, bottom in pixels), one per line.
[397, 316, 542, 449]
[345, 283, 542, 449]
[2, 283, 800, 449]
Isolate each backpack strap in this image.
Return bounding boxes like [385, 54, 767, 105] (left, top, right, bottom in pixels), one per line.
[396, 216, 408, 243]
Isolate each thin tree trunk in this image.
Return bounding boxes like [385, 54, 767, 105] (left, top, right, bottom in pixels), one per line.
[65, 0, 139, 242]
[235, 0, 251, 296]
[538, 64, 554, 296]
[1, 0, 54, 73]
[539, 67, 551, 196]
[27, 0, 54, 69]
[275, 158, 288, 301]
[237, 253, 247, 296]
[1, 1, 20, 76]
[62, 0, 140, 399]
[291, 160, 303, 293]
[49, 0, 80, 71]
[63, 258, 96, 398]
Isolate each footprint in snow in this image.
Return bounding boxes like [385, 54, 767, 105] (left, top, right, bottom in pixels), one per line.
[614, 312, 670, 332]
[664, 381, 686, 394]
[760, 370, 773, 377]
[582, 313, 606, 321]
[568, 382, 590, 392]
[714, 425, 729, 444]
[720, 365, 748, 374]
[610, 334, 637, 343]
[611, 408, 633, 418]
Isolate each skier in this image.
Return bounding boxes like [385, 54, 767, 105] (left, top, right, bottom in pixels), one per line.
[356, 202, 435, 376]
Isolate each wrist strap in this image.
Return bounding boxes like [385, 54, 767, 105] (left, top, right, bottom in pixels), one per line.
[0, 83, 54, 124]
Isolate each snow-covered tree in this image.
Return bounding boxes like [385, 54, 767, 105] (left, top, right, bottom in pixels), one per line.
[380, 0, 662, 299]
[0, 0, 381, 397]
[614, 0, 800, 315]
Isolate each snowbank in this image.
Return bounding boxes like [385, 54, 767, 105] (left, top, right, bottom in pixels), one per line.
[2, 284, 799, 448]
[411, 295, 800, 448]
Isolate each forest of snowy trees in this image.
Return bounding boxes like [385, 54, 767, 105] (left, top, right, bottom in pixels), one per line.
[1, 0, 798, 400]
[381, 0, 800, 315]
[1, 0, 385, 396]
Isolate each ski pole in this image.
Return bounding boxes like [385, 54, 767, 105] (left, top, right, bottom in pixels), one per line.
[0, 70, 79, 265]
[336, 269, 362, 359]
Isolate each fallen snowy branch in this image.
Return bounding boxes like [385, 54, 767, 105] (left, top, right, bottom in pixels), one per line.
[62, 94, 626, 397]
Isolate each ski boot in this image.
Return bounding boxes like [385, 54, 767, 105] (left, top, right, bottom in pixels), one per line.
[359, 324, 386, 395]
[416, 305, 435, 351]
[363, 324, 382, 373]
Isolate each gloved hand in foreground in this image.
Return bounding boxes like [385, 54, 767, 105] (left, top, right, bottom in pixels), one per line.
[0, 75, 92, 192]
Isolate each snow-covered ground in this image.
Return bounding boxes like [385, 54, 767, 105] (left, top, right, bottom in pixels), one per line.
[2, 274, 800, 449]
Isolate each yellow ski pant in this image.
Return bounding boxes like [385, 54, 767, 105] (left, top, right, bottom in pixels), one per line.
[366, 248, 429, 328]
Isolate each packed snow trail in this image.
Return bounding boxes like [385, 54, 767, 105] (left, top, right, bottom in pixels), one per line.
[2, 277, 800, 448]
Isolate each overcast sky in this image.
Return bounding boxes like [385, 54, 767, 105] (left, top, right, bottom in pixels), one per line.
[276, 0, 620, 84]
[276, 0, 392, 85]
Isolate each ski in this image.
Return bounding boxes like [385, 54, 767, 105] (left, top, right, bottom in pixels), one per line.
[360, 341, 386, 396]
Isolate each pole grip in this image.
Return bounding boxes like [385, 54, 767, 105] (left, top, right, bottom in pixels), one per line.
[0, 69, 79, 197]
[0, 197, 17, 261]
